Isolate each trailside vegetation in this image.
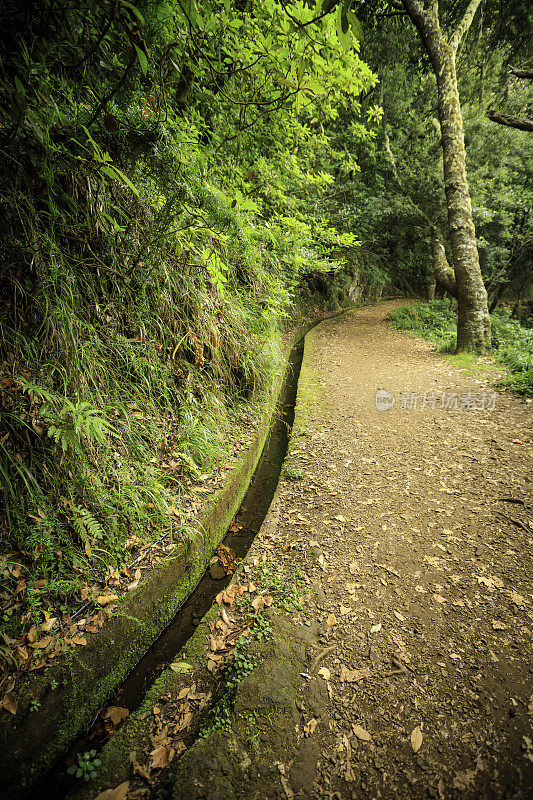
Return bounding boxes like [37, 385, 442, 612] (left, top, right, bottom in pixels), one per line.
[0, 0, 376, 654]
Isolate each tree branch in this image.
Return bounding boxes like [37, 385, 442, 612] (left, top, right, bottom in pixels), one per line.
[486, 110, 533, 132]
[450, 0, 483, 51]
[382, 113, 457, 296]
[509, 66, 533, 79]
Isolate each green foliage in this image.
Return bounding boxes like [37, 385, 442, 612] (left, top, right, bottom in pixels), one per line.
[491, 311, 533, 395]
[283, 464, 305, 482]
[387, 301, 457, 349]
[67, 750, 101, 782]
[0, 0, 376, 646]
[198, 636, 257, 739]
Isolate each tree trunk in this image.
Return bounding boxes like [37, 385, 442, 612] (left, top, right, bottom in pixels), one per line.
[401, 0, 491, 353]
[435, 50, 491, 352]
[430, 228, 457, 297]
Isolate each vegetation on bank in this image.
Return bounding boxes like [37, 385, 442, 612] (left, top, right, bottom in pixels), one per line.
[0, 0, 377, 664]
[388, 301, 533, 396]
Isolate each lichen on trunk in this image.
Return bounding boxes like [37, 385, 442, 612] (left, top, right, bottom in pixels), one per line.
[401, 0, 491, 354]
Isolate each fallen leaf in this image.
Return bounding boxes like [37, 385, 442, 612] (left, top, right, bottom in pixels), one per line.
[433, 594, 446, 604]
[97, 594, 119, 606]
[221, 608, 231, 625]
[509, 591, 527, 609]
[370, 622, 382, 634]
[150, 746, 172, 769]
[2, 692, 17, 715]
[177, 687, 190, 700]
[105, 706, 129, 726]
[352, 724, 372, 742]
[492, 620, 508, 630]
[93, 781, 130, 800]
[317, 667, 331, 681]
[131, 757, 152, 784]
[303, 718, 318, 736]
[411, 725, 423, 752]
[251, 595, 265, 613]
[340, 666, 371, 683]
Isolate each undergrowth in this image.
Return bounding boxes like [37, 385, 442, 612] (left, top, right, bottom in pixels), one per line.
[0, 0, 376, 662]
[387, 301, 533, 395]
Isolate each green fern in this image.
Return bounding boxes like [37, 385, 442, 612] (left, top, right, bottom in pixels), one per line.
[72, 505, 105, 542]
[20, 380, 114, 453]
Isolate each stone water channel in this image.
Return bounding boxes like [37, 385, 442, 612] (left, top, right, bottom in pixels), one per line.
[29, 339, 305, 800]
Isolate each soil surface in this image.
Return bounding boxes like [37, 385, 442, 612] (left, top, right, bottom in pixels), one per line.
[246, 301, 533, 799]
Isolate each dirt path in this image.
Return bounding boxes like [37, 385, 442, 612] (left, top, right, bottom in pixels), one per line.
[254, 301, 533, 799]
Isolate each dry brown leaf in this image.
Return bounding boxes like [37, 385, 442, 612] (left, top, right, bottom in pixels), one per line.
[352, 724, 372, 742]
[340, 666, 371, 683]
[317, 667, 331, 681]
[303, 718, 318, 736]
[370, 622, 382, 634]
[411, 725, 423, 752]
[2, 692, 17, 715]
[509, 591, 527, 608]
[251, 595, 265, 613]
[433, 594, 446, 604]
[97, 593, 119, 606]
[221, 608, 231, 625]
[150, 745, 172, 769]
[131, 756, 152, 784]
[93, 781, 130, 800]
[105, 706, 129, 726]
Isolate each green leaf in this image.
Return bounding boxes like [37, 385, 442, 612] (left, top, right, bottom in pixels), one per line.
[120, 1, 145, 25]
[170, 660, 193, 673]
[99, 165, 139, 196]
[336, 0, 352, 51]
[134, 44, 148, 76]
[14, 76, 26, 98]
[346, 11, 362, 43]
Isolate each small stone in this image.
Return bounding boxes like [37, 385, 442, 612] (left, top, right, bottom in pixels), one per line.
[209, 559, 226, 580]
